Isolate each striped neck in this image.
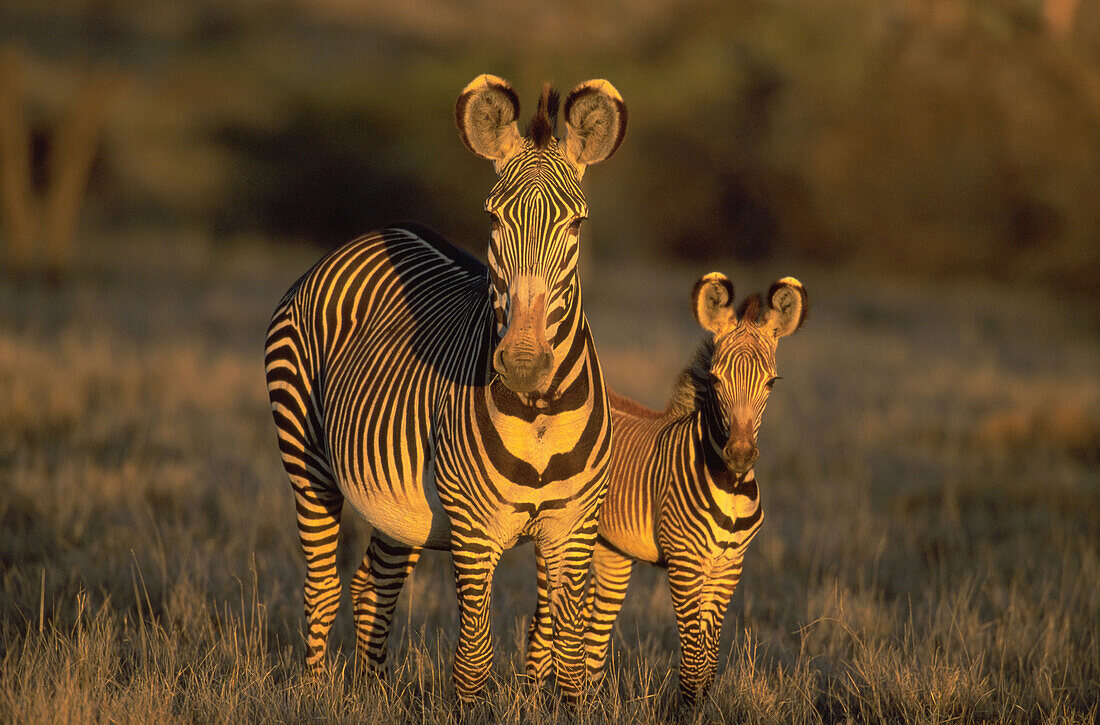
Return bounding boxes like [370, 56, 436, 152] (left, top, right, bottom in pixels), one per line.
[699, 385, 735, 477]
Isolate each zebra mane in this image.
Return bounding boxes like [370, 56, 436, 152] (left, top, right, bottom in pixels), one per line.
[738, 293, 763, 323]
[608, 389, 665, 419]
[665, 337, 715, 418]
[526, 82, 559, 149]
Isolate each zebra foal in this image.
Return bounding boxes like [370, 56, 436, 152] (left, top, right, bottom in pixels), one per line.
[265, 75, 626, 703]
[527, 272, 807, 703]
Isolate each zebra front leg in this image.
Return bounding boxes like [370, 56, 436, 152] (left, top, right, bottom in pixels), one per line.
[540, 519, 600, 705]
[583, 539, 634, 686]
[667, 555, 741, 706]
[524, 545, 554, 687]
[349, 531, 422, 680]
[450, 531, 503, 703]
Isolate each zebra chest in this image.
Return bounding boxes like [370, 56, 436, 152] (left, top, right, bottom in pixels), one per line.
[489, 407, 592, 478]
[660, 474, 763, 561]
[708, 478, 764, 553]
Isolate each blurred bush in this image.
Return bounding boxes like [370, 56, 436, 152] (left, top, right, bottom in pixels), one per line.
[213, 100, 437, 245]
[1, 0, 1097, 290]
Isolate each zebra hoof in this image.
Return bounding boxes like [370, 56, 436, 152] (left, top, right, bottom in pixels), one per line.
[353, 659, 388, 685]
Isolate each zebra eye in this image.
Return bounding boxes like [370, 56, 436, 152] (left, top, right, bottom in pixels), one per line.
[568, 217, 585, 234]
[765, 376, 781, 390]
[489, 214, 502, 233]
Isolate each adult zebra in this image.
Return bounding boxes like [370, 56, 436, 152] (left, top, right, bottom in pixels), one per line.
[526, 273, 807, 704]
[264, 75, 626, 703]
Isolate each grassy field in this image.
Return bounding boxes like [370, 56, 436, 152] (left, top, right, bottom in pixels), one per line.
[0, 234, 1097, 723]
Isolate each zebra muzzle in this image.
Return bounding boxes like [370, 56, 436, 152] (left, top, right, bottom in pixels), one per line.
[723, 440, 758, 473]
[494, 344, 553, 393]
[723, 418, 758, 473]
[494, 275, 553, 394]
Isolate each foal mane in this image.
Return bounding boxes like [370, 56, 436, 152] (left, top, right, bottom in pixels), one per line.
[664, 337, 714, 418]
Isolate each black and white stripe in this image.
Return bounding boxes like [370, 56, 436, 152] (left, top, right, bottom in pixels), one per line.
[265, 75, 626, 704]
[527, 273, 806, 704]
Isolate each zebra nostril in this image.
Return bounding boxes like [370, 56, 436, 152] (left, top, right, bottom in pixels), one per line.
[723, 441, 757, 472]
[493, 348, 508, 376]
[495, 346, 553, 393]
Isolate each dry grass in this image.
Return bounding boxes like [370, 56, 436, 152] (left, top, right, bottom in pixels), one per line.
[1, 235, 1097, 723]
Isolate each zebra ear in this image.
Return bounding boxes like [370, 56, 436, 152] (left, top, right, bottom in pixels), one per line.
[562, 79, 627, 178]
[456, 74, 523, 168]
[692, 273, 736, 335]
[763, 277, 808, 338]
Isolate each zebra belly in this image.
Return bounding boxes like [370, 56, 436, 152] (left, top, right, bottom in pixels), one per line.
[598, 517, 660, 563]
[614, 530, 660, 564]
[339, 466, 452, 550]
[595, 471, 660, 563]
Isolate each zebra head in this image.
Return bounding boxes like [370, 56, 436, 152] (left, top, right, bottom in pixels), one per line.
[456, 75, 627, 394]
[693, 273, 807, 474]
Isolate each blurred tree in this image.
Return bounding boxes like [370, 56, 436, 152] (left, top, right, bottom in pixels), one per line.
[3, 0, 1099, 290]
[0, 47, 120, 280]
[1044, 0, 1081, 36]
[0, 49, 35, 273]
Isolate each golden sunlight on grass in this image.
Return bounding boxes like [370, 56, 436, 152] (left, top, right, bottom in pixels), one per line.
[0, 238, 1096, 723]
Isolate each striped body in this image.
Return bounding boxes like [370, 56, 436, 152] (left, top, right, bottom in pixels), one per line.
[265, 223, 610, 695]
[526, 273, 806, 705]
[588, 389, 763, 703]
[598, 393, 764, 565]
[265, 75, 627, 704]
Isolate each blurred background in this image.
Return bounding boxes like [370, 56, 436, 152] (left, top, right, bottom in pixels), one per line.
[1, 0, 1098, 291]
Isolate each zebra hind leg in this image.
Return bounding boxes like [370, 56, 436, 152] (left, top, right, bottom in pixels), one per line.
[350, 532, 422, 680]
[266, 306, 345, 673]
[290, 474, 344, 675]
[583, 539, 634, 687]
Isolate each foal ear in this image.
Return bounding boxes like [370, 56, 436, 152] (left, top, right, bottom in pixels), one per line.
[562, 79, 627, 178]
[455, 74, 523, 168]
[692, 273, 736, 335]
[763, 277, 808, 338]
